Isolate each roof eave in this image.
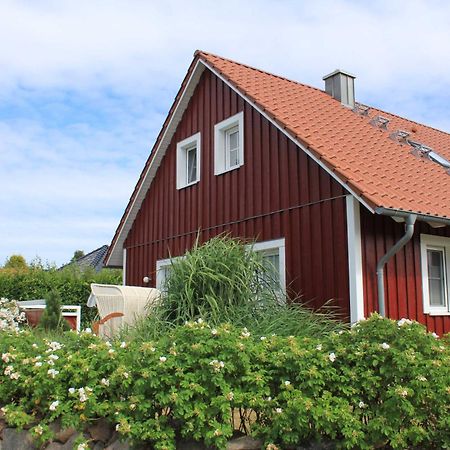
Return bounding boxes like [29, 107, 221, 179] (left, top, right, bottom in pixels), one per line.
[375, 207, 450, 227]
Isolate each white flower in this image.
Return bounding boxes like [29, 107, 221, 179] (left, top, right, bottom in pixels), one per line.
[358, 401, 367, 408]
[32, 344, 38, 349]
[338, 330, 344, 335]
[197, 318, 204, 324]
[241, 328, 251, 338]
[48, 354, 59, 360]
[47, 341, 63, 351]
[275, 407, 283, 414]
[381, 342, 390, 350]
[226, 392, 234, 401]
[260, 336, 267, 341]
[417, 376, 427, 382]
[399, 389, 408, 398]
[77, 443, 89, 450]
[120, 341, 127, 348]
[328, 352, 336, 362]
[316, 344, 322, 351]
[35, 362, 43, 367]
[432, 332, 439, 339]
[68, 388, 76, 394]
[78, 388, 88, 402]
[101, 378, 110, 386]
[47, 359, 55, 366]
[4, 366, 13, 375]
[105, 341, 112, 347]
[266, 396, 272, 401]
[49, 400, 59, 411]
[10, 372, 20, 380]
[108, 349, 115, 354]
[34, 425, 44, 435]
[211, 329, 218, 335]
[47, 369, 59, 378]
[159, 356, 167, 362]
[123, 372, 129, 379]
[284, 380, 291, 386]
[129, 403, 136, 410]
[82, 328, 92, 334]
[115, 424, 120, 431]
[398, 318, 413, 327]
[2, 353, 11, 363]
[209, 359, 225, 372]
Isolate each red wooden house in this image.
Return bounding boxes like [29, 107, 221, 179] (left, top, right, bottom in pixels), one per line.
[105, 51, 450, 334]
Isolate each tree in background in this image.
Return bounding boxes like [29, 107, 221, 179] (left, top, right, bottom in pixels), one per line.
[39, 289, 69, 331]
[3, 255, 28, 270]
[70, 250, 85, 263]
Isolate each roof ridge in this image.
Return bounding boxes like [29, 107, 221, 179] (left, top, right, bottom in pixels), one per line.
[195, 50, 325, 95]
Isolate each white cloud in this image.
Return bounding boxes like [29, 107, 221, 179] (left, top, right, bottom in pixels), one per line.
[0, 0, 449, 265]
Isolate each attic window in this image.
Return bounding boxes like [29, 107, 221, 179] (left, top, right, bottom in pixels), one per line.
[176, 132, 201, 189]
[214, 112, 244, 175]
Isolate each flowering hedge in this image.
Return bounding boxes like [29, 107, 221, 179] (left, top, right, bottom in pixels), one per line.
[0, 315, 449, 449]
[0, 297, 26, 331]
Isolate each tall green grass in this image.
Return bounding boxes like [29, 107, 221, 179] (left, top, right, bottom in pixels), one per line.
[126, 235, 344, 341]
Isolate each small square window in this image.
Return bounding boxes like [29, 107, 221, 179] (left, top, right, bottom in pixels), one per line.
[176, 132, 201, 189]
[420, 234, 450, 315]
[214, 112, 244, 175]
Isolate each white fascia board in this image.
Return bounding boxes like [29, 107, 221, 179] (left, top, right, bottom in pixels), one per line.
[346, 195, 365, 323]
[200, 60, 374, 214]
[106, 61, 206, 266]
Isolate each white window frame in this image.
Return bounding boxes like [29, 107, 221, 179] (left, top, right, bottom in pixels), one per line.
[156, 256, 183, 290]
[420, 233, 450, 315]
[176, 132, 201, 189]
[251, 238, 286, 294]
[214, 112, 244, 175]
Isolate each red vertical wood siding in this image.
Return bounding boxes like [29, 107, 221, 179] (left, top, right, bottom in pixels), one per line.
[124, 69, 350, 318]
[360, 208, 450, 334]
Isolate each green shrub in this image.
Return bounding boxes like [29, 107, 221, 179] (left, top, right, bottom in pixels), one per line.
[0, 266, 122, 327]
[39, 290, 70, 331]
[0, 315, 449, 449]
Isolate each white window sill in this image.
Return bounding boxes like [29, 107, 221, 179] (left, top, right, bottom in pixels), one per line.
[177, 179, 199, 190]
[215, 163, 243, 176]
[425, 311, 450, 316]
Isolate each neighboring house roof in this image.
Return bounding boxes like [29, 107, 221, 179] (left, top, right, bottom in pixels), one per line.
[66, 245, 109, 272]
[106, 51, 450, 266]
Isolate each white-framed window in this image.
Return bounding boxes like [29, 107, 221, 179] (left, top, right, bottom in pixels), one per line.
[156, 255, 184, 290]
[420, 234, 450, 315]
[252, 238, 286, 294]
[214, 112, 244, 175]
[176, 132, 201, 189]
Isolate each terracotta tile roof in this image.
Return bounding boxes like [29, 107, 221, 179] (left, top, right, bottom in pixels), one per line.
[198, 51, 450, 219]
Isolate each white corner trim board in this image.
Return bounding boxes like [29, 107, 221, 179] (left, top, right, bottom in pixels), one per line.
[346, 195, 365, 323]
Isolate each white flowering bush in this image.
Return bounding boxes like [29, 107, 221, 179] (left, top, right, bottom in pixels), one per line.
[0, 297, 26, 331]
[0, 314, 449, 449]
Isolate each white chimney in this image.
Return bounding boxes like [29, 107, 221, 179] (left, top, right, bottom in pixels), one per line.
[323, 69, 356, 108]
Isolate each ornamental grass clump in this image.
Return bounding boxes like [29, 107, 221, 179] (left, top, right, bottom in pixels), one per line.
[129, 235, 343, 341]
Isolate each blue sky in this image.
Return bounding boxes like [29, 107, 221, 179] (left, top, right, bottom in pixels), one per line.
[1, 0, 450, 266]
